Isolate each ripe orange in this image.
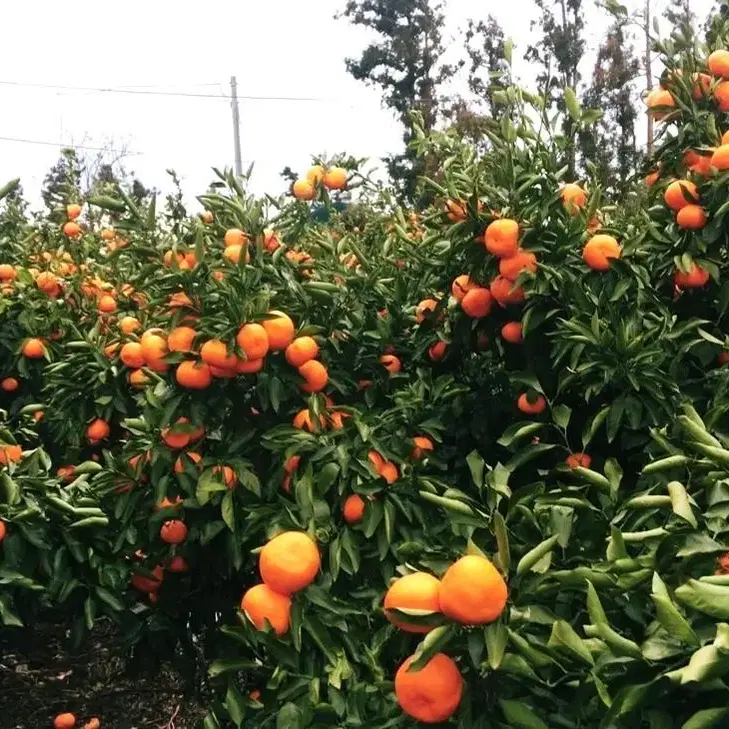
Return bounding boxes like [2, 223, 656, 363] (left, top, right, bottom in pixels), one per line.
[566, 452, 592, 469]
[175, 360, 212, 389]
[645, 88, 675, 118]
[201, 339, 238, 369]
[0, 520, 5, 542]
[716, 81, 729, 111]
[167, 555, 189, 573]
[380, 354, 401, 374]
[684, 149, 713, 176]
[174, 451, 202, 473]
[214, 465, 237, 488]
[299, 360, 328, 393]
[457, 287, 490, 318]
[645, 170, 660, 186]
[160, 519, 188, 544]
[582, 235, 621, 271]
[241, 583, 291, 636]
[380, 461, 399, 484]
[162, 418, 193, 449]
[235, 357, 263, 374]
[484, 218, 519, 258]
[490, 276, 525, 305]
[168, 326, 196, 353]
[36, 271, 58, 291]
[1, 377, 19, 392]
[131, 564, 163, 593]
[445, 200, 467, 222]
[451, 274, 474, 301]
[22, 338, 46, 359]
[63, 221, 81, 237]
[692, 72, 712, 99]
[709, 49, 729, 78]
[237, 323, 270, 360]
[499, 250, 537, 281]
[395, 653, 463, 724]
[675, 263, 710, 288]
[53, 712, 77, 729]
[224, 244, 248, 265]
[719, 351, 729, 366]
[168, 291, 194, 309]
[384, 571, 441, 633]
[57, 465, 75, 482]
[501, 322, 523, 343]
[368, 450, 384, 473]
[101, 228, 115, 241]
[97, 295, 117, 314]
[561, 183, 587, 213]
[517, 393, 547, 414]
[676, 204, 708, 230]
[323, 167, 348, 190]
[306, 165, 325, 185]
[412, 436, 434, 459]
[0, 444, 22, 465]
[664, 180, 699, 211]
[285, 336, 319, 367]
[224, 228, 247, 247]
[439, 554, 508, 624]
[0, 264, 16, 281]
[259, 531, 321, 595]
[711, 144, 729, 170]
[293, 409, 324, 432]
[119, 316, 141, 334]
[128, 369, 150, 389]
[415, 298, 439, 324]
[429, 340, 447, 362]
[343, 494, 366, 524]
[293, 179, 316, 201]
[120, 342, 146, 368]
[67, 203, 82, 220]
[262, 311, 295, 351]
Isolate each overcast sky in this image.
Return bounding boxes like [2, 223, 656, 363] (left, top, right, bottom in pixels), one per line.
[0, 0, 718, 209]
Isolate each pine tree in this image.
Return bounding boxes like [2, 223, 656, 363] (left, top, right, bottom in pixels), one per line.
[525, 0, 586, 179]
[340, 0, 451, 200]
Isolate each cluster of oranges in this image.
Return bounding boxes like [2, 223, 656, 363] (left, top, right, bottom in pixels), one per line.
[53, 712, 100, 729]
[383, 554, 507, 723]
[292, 164, 349, 202]
[240, 531, 321, 636]
[62, 202, 83, 239]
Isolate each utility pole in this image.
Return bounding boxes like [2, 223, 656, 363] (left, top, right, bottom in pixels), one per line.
[230, 76, 243, 177]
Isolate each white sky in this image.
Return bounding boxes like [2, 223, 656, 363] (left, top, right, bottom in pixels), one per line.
[0, 0, 718, 209]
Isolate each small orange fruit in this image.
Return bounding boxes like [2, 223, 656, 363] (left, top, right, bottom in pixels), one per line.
[36, 271, 58, 291]
[67, 203, 82, 220]
[224, 228, 248, 247]
[292, 409, 324, 432]
[53, 712, 77, 729]
[711, 144, 729, 170]
[415, 298, 439, 324]
[214, 465, 237, 488]
[412, 436, 434, 459]
[167, 555, 189, 573]
[323, 167, 348, 190]
[664, 180, 699, 211]
[451, 274, 474, 301]
[0, 520, 6, 542]
[285, 336, 319, 367]
[709, 49, 729, 78]
[201, 339, 238, 369]
[241, 583, 291, 636]
[380, 354, 401, 374]
[237, 323, 270, 360]
[693, 72, 713, 99]
[237, 357, 264, 374]
[490, 276, 526, 305]
[461, 287, 493, 318]
[162, 418, 193, 449]
[131, 564, 163, 593]
[259, 531, 321, 595]
[223, 244, 248, 265]
[101, 228, 115, 240]
[174, 451, 202, 474]
[499, 250, 537, 281]
[0, 264, 16, 281]
[645, 88, 675, 118]
[262, 311, 295, 350]
[645, 170, 660, 186]
[119, 316, 141, 334]
[299, 360, 328, 393]
[380, 461, 399, 484]
[293, 179, 316, 201]
[97, 295, 117, 314]
[428, 340, 447, 362]
[306, 165, 325, 185]
[22, 338, 46, 359]
[439, 554, 508, 624]
[1, 377, 19, 392]
[582, 235, 621, 271]
[160, 519, 188, 544]
[561, 183, 587, 213]
[501, 322, 523, 343]
[128, 369, 150, 389]
[63, 221, 81, 237]
[517, 393, 547, 414]
[715, 80, 729, 111]
[384, 572, 441, 633]
[675, 263, 710, 289]
[676, 204, 708, 230]
[395, 653, 463, 724]
[168, 326, 197, 353]
[484, 218, 519, 258]
[0, 444, 22, 465]
[566, 452, 592, 469]
[343, 494, 366, 524]
[175, 360, 212, 389]
[120, 342, 146, 368]
[445, 200, 467, 222]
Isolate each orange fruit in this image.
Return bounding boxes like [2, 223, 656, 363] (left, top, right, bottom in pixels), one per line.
[517, 393, 547, 414]
[299, 360, 328, 393]
[224, 228, 247, 247]
[711, 144, 729, 170]
[214, 464, 237, 488]
[175, 360, 212, 389]
[101, 228, 115, 241]
[439, 554, 508, 624]
[693, 72, 713, 99]
[259, 531, 321, 595]
[237, 357, 264, 374]
[285, 336, 319, 367]
[0, 444, 22, 465]
[292, 409, 324, 432]
[162, 418, 193, 449]
[237, 323, 270, 360]
[128, 369, 150, 389]
[168, 326, 197, 352]
[684, 149, 713, 175]
[380, 354, 401, 374]
[131, 565, 163, 593]
[645, 170, 660, 186]
[0, 264, 16, 281]
[428, 340, 447, 362]
[174, 451, 202, 473]
[561, 183, 587, 213]
[201, 339, 238, 369]
[716, 80, 729, 111]
[167, 555, 189, 573]
[709, 49, 729, 78]
[1, 377, 19, 392]
[412, 436, 434, 459]
[67, 203, 82, 220]
[395, 653, 463, 724]
[262, 311, 295, 350]
[63, 221, 81, 237]
[484, 218, 519, 258]
[0, 520, 5, 542]
[380, 461, 399, 484]
[241, 583, 291, 636]
[57, 465, 75, 483]
[160, 519, 188, 544]
[501, 322, 523, 343]
[323, 167, 348, 190]
[566, 452, 592, 469]
[36, 271, 58, 291]
[224, 244, 248, 265]
[97, 294, 117, 314]
[293, 179, 316, 201]
[384, 572, 441, 633]
[368, 450, 384, 472]
[451, 274, 474, 301]
[415, 298, 439, 324]
[343, 494, 366, 524]
[490, 276, 525, 305]
[645, 88, 675, 118]
[676, 204, 708, 230]
[22, 338, 46, 359]
[119, 316, 141, 334]
[499, 250, 537, 281]
[582, 235, 621, 271]
[664, 180, 698, 211]
[86, 418, 110, 443]
[53, 713, 77, 729]
[445, 200, 467, 222]
[168, 291, 194, 309]
[675, 263, 710, 288]
[306, 165, 325, 185]
[460, 287, 492, 318]
[120, 342, 146, 368]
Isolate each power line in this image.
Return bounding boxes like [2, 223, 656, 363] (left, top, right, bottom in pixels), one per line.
[0, 135, 141, 155]
[0, 79, 332, 102]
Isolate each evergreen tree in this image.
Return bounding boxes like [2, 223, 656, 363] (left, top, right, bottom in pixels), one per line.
[525, 0, 586, 179]
[340, 0, 451, 200]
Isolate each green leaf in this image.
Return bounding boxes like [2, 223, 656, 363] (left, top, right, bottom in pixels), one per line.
[466, 450, 484, 487]
[667, 481, 696, 527]
[517, 535, 559, 576]
[492, 511, 510, 574]
[485, 620, 508, 669]
[277, 703, 303, 729]
[552, 404, 571, 430]
[222, 491, 235, 532]
[208, 658, 260, 677]
[675, 580, 729, 619]
[225, 681, 246, 728]
[499, 699, 549, 729]
[564, 87, 581, 121]
[497, 422, 543, 448]
[547, 620, 594, 665]
[0, 594, 22, 626]
[410, 625, 456, 670]
[682, 708, 729, 729]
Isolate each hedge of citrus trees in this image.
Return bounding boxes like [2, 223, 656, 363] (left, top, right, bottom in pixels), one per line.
[7, 21, 729, 729]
